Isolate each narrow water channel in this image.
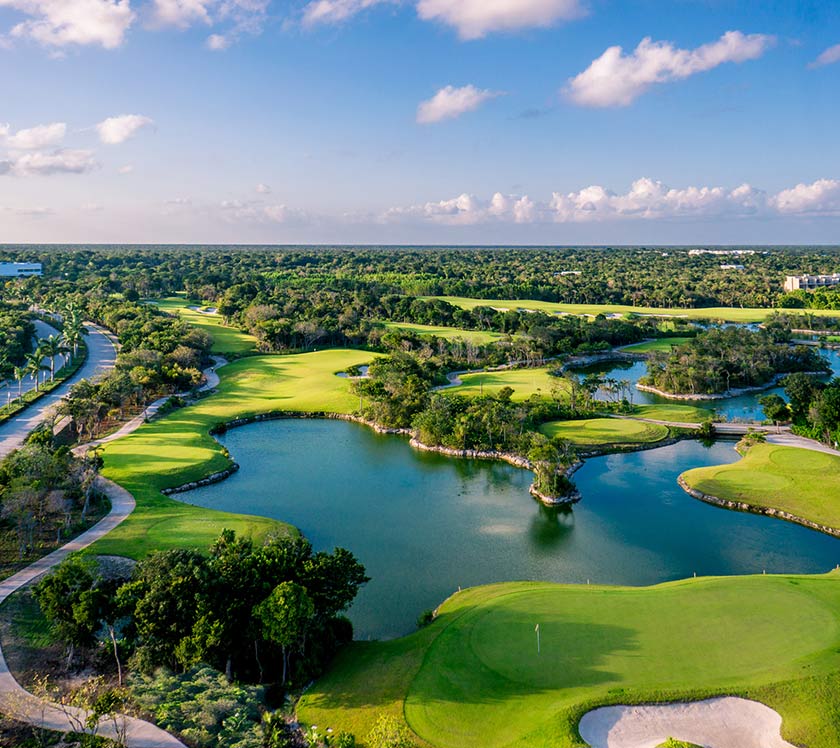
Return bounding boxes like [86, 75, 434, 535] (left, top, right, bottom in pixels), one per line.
[181, 420, 840, 639]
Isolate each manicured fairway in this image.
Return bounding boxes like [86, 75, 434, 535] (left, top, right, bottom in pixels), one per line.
[622, 337, 693, 353]
[632, 404, 714, 424]
[381, 321, 504, 345]
[151, 296, 258, 354]
[681, 444, 840, 533]
[426, 296, 839, 324]
[446, 366, 568, 401]
[93, 350, 375, 558]
[539, 418, 669, 446]
[297, 574, 840, 748]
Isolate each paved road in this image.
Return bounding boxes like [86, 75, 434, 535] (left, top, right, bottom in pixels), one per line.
[0, 324, 117, 460]
[0, 320, 70, 406]
[766, 431, 840, 456]
[0, 478, 186, 747]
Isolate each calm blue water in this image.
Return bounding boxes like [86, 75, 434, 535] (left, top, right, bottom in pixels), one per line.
[578, 348, 840, 422]
[181, 420, 840, 639]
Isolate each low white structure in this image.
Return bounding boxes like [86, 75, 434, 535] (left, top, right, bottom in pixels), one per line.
[784, 273, 840, 292]
[0, 262, 42, 277]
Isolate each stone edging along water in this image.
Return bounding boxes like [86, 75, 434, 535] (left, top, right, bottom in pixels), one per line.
[637, 370, 828, 401]
[158, 410, 587, 506]
[677, 475, 840, 539]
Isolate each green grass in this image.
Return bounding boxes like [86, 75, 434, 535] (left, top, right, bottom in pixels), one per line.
[681, 444, 840, 533]
[151, 296, 258, 354]
[380, 321, 504, 345]
[539, 418, 669, 446]
[427, 296, 840, 324]
[445, 367, 568, 401]
[298, 573, 840, 748]
[93, 349, 375, 558]
[657, 741, 702, 748]
[622, 337, 693, 353]
[632, 404, 714, 424]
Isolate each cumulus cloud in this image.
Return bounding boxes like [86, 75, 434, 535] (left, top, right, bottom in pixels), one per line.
[219, 199, 308, 224]
[0, 0, 135, 49]
[149, 0, 212, 28]
[417, 84, 503, 124]
[416, 0, 584, 40]
[382, 177, 840, 225]
[117, 164, 134, 174]
[255, 183, 271, 194]
[96, 114, 155, 144]
[810, 43, 840, 69]
[1, 122, 66, 149]
[566, 31, 775, 107]
[772, 179, 840, 215]
[206, 32, 229, 49]
[0, 149, 98, 177]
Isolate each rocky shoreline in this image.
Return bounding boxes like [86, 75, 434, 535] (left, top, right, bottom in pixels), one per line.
[636, 371, 824, 401]
[677, 475, 840, 539]
[164, 410, 582, 506]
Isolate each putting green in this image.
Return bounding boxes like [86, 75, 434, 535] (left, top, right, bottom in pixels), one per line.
[632, 404, 714, 424]
[380, 322, 504, 345]
[151, 296, 258, 354]
[426, 296, 839, 324]
[539, 418, 669, 446]
[622, 337, 693, 353]
[298, 574, 840, 748]
[681, 444, 840, 533]
[93, 350, 375, 558]
[446, 367, 568, 401]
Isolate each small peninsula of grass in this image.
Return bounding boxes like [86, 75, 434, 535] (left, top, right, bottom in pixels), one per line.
[427, 296, 840, 324]
[632, 404, 714, 423]
[681, 444, 840, 534]
[539, 417, 668, 446]
[446, 366, 568, 401]
[92, 349, 376, 558]
[381, 321, 504, 344]
[152, 296, 258, 354]
[298, 574, 840, 748]
[622, 337, 693, 353]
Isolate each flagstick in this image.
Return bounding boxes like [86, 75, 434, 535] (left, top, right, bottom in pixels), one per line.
[535, 623, 540, 654]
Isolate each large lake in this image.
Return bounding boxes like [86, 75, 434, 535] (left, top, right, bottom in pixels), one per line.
[579, 347, 840, 422]
[182, 419, 840, 639]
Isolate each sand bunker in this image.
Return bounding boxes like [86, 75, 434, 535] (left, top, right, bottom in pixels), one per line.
[578, 696, 796, 748]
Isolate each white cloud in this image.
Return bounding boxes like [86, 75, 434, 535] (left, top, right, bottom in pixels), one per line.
[0, 0, 134, 49]
[117, 164, 134, 174]
[416, 84, 503, 124]
[255, 182, 271, 194]
[772, 179, 840, 215]
[206, 32, 229, 49]
[96, 114, 155, 144]
[219, 199, 307, 224]
[566, 31, 775, 107]
[810, 43, 840, 69]
[1, 149, 98, 177]
[384, 192, 538, 225]
[149, 0, 212, 28]
[416, 0, 585, 40]
[302, 0, 391, 25]
[1, 122, 66, 149]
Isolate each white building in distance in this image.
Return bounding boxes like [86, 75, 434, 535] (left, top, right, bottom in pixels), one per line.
[784, 273, 840, 293]
[0, 262, 42, 278]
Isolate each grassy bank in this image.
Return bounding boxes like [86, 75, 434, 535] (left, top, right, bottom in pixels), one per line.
[632, 404, 714, 423]
[298, 574, 840, 748]
[539, 417, 669, 446]
[681, 443, 840, 533]
[151, 296, 258, 354]
[445, 366, 568, 401]
[381, 321, 504, 344]
[622, 337, 693, 353]
[92, 349, 375, 558]
[427, 296, 839, 324]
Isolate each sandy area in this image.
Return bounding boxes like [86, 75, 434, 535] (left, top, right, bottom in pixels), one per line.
[578, 697, 796, 748]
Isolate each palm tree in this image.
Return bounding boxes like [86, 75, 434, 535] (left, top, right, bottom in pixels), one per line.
[13, 366, 26, 399]
[24, 352, 49, 393]
[39, 335, 70, 381]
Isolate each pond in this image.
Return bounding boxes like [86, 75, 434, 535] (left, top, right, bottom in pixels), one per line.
[181, 419, 840, 639]
[576, 347, 840, 422]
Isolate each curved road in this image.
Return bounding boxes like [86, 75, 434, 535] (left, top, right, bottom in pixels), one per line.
[0, 323, 118, 460]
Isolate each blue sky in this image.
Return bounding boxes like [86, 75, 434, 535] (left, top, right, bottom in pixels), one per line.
[1, 0, 839, 244]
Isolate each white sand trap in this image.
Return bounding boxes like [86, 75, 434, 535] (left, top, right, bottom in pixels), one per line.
[578, 697, 796, 748]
